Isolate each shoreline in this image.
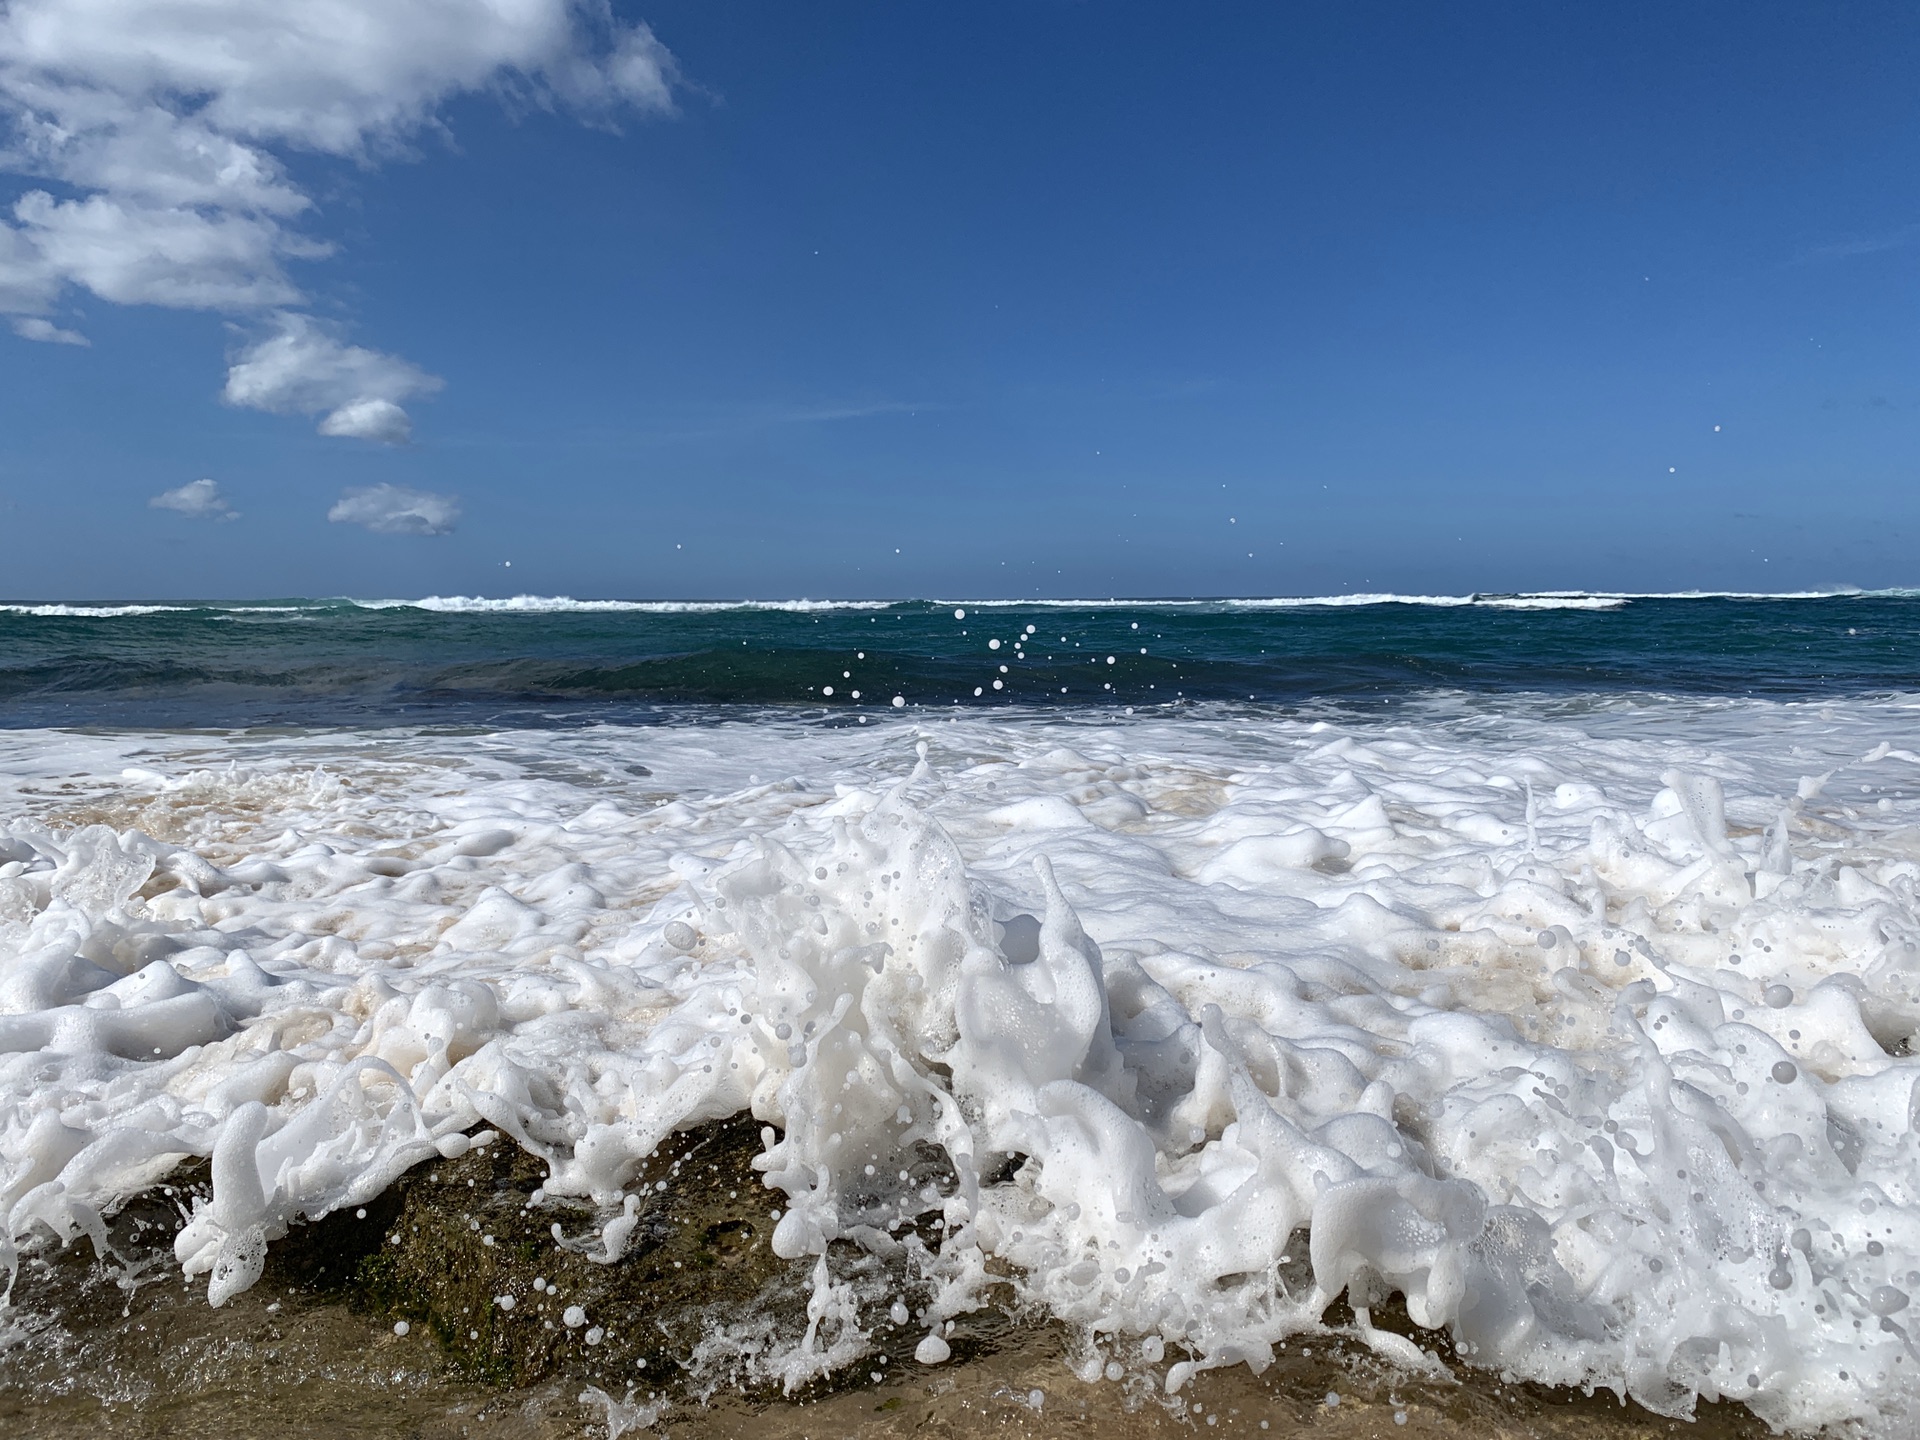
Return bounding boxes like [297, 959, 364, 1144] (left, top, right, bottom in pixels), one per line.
[2, 1122, 1777, 1439]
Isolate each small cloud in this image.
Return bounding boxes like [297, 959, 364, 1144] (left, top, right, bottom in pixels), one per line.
[11, 316, 88, 345]
[149, 477, 238, 520]
[767, 400, 934, 424]
[628, 397, 943, 443]
[328, 483, 458, 535]
[316, 397, 413, 444]
[224, 313, 441, 444]
[1795, 224, 1920, 265]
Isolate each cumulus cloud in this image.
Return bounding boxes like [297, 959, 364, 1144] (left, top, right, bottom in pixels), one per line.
[149, 477, 237, 520]
[0, 1, 680, 433]
[328, 483, 459, 535]
[11, 314, 85, 344]
[315, 398, 414, 444]
[223, 314, 442, 444]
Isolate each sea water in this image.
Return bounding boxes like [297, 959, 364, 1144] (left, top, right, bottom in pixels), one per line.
[3, 593, 1920, 1432]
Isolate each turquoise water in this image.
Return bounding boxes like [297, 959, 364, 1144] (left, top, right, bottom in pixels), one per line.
[0, 592, 1911, 726]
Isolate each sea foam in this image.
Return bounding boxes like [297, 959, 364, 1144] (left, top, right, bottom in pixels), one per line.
[353, 595, 880, 614]
[0, 590, 1880, 622]
[3, 699, 1920, 1430]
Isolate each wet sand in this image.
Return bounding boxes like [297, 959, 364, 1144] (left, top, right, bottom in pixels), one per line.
[0, 1273, 1777, 1440]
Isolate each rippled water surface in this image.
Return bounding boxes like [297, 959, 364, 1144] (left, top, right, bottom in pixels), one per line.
[2, 591, 1916, 726]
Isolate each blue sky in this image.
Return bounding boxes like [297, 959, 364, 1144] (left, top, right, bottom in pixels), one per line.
[2, 1, 1918, 600]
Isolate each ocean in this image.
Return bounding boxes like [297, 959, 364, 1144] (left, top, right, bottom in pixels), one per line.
[3, 591, 1919, 1435]
[0, 591, 1914, 727]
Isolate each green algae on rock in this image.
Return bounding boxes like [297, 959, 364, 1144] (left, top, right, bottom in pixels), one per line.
[267, 1114, 1013, 1400]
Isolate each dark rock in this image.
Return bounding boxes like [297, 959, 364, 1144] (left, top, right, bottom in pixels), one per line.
[270, 1114, 1015, 1401]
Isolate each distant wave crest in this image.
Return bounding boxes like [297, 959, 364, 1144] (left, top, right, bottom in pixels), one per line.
[353, 595, 885, 615]
[945, 589, 1868, 612]
[0, 603, 202, 617]
[0, 588, 1887, 618]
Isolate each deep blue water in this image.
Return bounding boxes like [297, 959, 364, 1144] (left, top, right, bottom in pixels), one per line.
[0, 593, 1912, 728]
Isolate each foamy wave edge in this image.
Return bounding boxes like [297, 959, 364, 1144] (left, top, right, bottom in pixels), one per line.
[0, 588, 1896, 617]
[947, 589, 1876, 611]
[352, 595, 884, 614]
[357, 588, 1887, 614]
[0, 603, 201, 617]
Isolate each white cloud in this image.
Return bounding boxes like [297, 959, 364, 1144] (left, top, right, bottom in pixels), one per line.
[17, 190, 310, 310]
[328, 482, 459, 535]
[11, 314, 86, 344]
[316, 397, 414, 444]
[223, 313, 441, 444]
[0, 2, 680, 436]
[149, 477, 237, 519]
[0, 215, 58, 311]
